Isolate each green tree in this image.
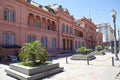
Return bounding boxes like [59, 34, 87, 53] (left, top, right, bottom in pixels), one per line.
[19, 41, 48, 65]
[95, 45, 102, 51]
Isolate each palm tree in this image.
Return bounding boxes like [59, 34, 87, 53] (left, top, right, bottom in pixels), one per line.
[77, 47, 87, 54]
[19, 41, 48, 65]
[77, 47, 92, 55]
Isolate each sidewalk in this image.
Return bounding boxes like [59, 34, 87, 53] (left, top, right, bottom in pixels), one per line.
[0, 64, 17, 80]
[43, 52, 120, 80]
[0, 52, 120, 80]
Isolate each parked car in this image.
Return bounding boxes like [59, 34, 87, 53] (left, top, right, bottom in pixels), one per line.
[8, 55, 18, 61]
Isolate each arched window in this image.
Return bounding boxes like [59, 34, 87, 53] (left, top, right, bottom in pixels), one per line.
[35, 16, 41, 28]
[41, 18, 46, 28]
[62, 24, 65, 32]
[52, 21, 56, 31]
[10, 10, 15, 22]
[66, 25, 68, 33]
[4, 8, 9, 21]
[70, 28, 73, 35]
[46, 19, 51, 30]
[28, 14, 35, 26]
[3, 32, 9, 45]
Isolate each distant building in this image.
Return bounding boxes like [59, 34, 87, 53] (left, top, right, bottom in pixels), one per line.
[96, 23, 114, 46]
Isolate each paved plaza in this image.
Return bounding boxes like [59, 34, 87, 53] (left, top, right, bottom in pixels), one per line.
[0, 52, 120, 80]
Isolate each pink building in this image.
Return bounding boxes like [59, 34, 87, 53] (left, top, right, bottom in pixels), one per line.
[96, 32, 103, 46]
[0, 0, 102, 58]
[76, 17, 97, 49]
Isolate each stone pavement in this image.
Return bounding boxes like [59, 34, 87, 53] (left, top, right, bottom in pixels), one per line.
[0, 52, 120, 80]
[0, 64, 17, 80]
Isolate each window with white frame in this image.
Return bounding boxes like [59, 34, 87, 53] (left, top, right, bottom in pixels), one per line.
[36, 23, 41, 28]
[4, 8, 9, 21]
[10, 10, 15, 22]
[3, 32, 9, 45]
[70, 28, 73, 35]
[66, 26, 68, 33]
[10, 33, 15, 45]
[75, 41, 77, 48]
[28, 35, 36, 43]
[3, 32, 15, 45]
[46, 25, 51, 30]
[41, 37, 47, 48]
[52, 38, 56, 48]
[62, 24, 65, 32]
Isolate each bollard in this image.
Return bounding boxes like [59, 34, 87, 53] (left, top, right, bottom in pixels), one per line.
[51, 56, 52, 63]
[112, 57, 114, 66]
[116, 72, 120, 77]
[66, 56, 68, 64]
[87, 57, 89, 65]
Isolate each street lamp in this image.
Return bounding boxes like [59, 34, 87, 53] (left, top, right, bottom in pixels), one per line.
[111, 9, 119, 60]
[118, 29, 120, 54]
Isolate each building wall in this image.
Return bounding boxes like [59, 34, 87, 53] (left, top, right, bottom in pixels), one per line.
[76, 17, 97, 49]
[0, 0, 99, 55]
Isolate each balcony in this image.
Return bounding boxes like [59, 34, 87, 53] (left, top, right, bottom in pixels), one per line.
[28, 26, 57, 34]
[61, 32, 74, 37]
[85, 37, 92, 41]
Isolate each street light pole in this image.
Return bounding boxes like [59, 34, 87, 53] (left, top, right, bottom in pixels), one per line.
[111, 9, 119, 60]
[118, 29, 120, 54]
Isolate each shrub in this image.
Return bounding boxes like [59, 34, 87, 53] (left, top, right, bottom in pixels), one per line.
[95, 45, 102, 51]
[77, 47, 87, 54]
[104, 45, 109, 51]
[86, 49, 92, 53]
[77, 47, 92, 55]
[19, 41, 49, 65]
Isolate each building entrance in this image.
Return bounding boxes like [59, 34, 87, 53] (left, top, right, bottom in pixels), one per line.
[62, 38, 73, 51]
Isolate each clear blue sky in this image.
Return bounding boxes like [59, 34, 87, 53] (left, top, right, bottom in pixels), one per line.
[33, 0, 120, 30]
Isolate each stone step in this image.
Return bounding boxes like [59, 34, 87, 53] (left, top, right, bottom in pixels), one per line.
[10, 63, 60, 75]
[5, 68, 30, 80]
[5, 67, 63, 80]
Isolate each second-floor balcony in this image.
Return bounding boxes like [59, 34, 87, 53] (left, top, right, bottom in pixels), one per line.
[28, 26, 57, 34]
[61, 32, 74, 37]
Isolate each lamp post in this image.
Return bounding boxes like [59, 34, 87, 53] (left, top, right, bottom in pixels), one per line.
[111, 9, 119, 60]
[118, 29, 120, 53]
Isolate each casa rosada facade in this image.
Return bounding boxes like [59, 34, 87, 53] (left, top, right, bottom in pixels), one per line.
[0, 0, 103, 56]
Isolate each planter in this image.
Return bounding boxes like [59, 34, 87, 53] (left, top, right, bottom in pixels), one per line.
[5, 63, 63, 80]
[93, 51, 106, 55]
[71, 54, 96, 60]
